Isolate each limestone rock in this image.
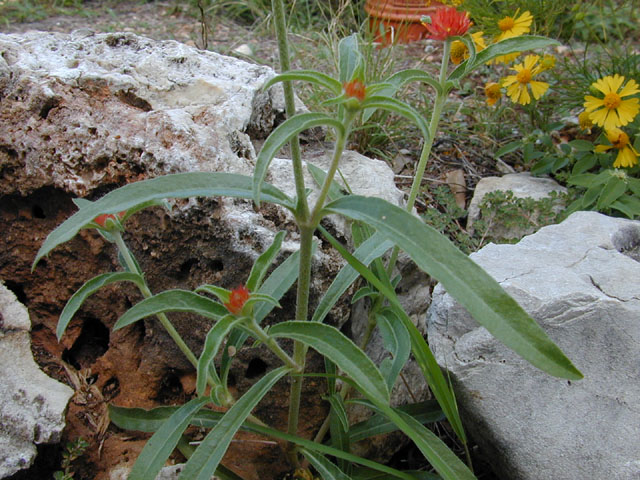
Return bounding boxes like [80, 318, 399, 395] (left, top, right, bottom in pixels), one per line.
[427, 211, 640, 480]
[467, 173, 566, 240]
[0, 282, 74, 478]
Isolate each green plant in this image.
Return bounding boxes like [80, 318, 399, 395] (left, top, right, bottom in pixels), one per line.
[53, 437, 89, 480]
[34, 5, 581, 480]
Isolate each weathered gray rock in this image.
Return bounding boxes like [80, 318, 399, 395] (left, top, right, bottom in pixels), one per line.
[0, 282, 74, 478]
[427, 211, 640, 480]
[467, 173, 566, 240]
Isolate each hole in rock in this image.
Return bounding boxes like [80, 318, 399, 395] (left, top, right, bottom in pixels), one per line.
[62, 316, 110, 369]
[612, 225, 640, 262]
[177, 258, 199, 279]
[39, 97, 59, 119]
[102, 376, 120, 401]
[5, 443, 61, 480]
[155, 370, 184, 403]
[208, 259, 224, 272]
[4, 281, 28, 305]
[31, 204, 46, 219]
[245, 358, 268, 379]
[116, 89, 152, 112]
[226, 371, 236, 387]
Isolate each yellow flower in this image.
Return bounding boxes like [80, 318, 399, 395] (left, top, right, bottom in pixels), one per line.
[595, 128, 639, 168]
[578, 110, 593, 132]
[496, 11, 533, 41]
[450, 32, 487, 65]
[501, 54, 549, 105]
[485, 82, 502, 106]
[583, 74, 640, 131]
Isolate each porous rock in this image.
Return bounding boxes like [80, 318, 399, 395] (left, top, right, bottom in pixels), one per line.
[0, 282, 74, 478]
[427, 211, 640, 480]
[0, 31, 408, 479]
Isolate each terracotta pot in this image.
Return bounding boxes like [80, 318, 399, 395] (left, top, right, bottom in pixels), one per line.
[365, 0, 448, 45]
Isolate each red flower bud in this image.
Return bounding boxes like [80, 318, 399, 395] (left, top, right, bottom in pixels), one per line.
[94, 211, 126, 228]
[224, 285, 250, 315]
[343, 79, 366, 102]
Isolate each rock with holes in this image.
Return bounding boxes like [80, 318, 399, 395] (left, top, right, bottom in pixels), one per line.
[0, 31, 409, 479]
[0, 282, 74, 478]
[427, 211, 640, 480]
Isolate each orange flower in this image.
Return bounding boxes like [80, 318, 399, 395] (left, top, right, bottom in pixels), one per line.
[94, 211, 126, 228]
[343, 79, 366, 102]
[224, 286, 250, 315]
[422, 7, 471, 41]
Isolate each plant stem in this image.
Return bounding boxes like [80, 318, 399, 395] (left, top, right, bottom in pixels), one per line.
[385, 40, 452, 277]
[249, 318, 301, 371]
[272, 0, 309, 221]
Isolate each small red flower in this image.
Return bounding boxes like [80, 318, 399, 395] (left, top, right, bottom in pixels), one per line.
[94, 211, 126, 228]
[224, 286, 250, 315]
[422, 7, 471, 41]
[343, 79, 366, 102]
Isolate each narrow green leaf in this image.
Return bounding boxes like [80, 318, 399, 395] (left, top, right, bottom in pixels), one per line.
[108, 404, 418, 480]
[263, 70, 342, 96]
[567, 172, 598, 187]
[351, 286, 377, 304]
[572, 155, 598, 175]
[376, 308, 411, 391]
[352, 467, 439, 480]
[348, 399, 444, 443]
[307, 163, 346, 202]
[57, 272, 144, 339]
[179, 366, 290, 480]
[312, 232, 394, 323]
[195, 285, 230, 303]
[338, 34, 362, 83]
[114, 290, 228, 331]
[597, 176, 627, 209]
[128, 397, 209, 480]
[324, 195, 583, 380]
[569, 139, 594, 152]
[253, 113, 345, 206]
[197, 315, 241, 396]
[268, 321, 390, 404]
[611, 194, 640, 219]
[301, 449, 351, 480]
[246, 231, 286, 292]
[360, 96, 429, 140]
[495, 141, 522, 158]
[375, 405, 476, 480]
[449, 36, 560, 81]
[315, 226, 466, 442]
[34, 172, 293, 267]
[325, 393, 350, 433]
[383, 69, 442, 96]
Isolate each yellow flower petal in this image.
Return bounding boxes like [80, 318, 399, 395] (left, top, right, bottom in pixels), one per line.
[529, 81, 549, 99]
[605, 74, 625, 94]
[501, 75, 518, 88]
[595, 144, 613, 153]
[588, 107, 610, 127]
[603, 110, 622, 131]
[583, 96, 604, 112]
[616, 99, 640, 124]
[619, 78, 640, 97]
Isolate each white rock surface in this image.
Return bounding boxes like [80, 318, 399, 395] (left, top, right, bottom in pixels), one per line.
[427, 211, 640, 480]
[0, 282, 74, 478]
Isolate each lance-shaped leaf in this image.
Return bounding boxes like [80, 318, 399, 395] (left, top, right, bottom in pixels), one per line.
[179, 366, 290, 480]
[301, 449, 351, 480]
[338, 34, 363, 83]
[383, 69, 443, 96]
[253, 113, 345, 206]
[348, 399, 444, 443]
[109, 404, 420, 480]
[324, 195, 583, 380]
[268, 321, 390, 404]
[197, 315, 242, 396]
[376, 308, 411, 391]
[246, 230, 286, 292]
[312, 232, 394, 323]
[316, 225, 466, 442]
[128, 397, 210, 480]
[57, 272, 144, 339]
[34, 172, 294, 267]
[449, 35, 560, 82]
[114, 290, 228, 330]
[263, 70, 342, 96]
[360, 96, 429, 140]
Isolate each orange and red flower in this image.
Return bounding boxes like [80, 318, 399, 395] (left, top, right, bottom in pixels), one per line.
[343, 79, 366, 102]
[422, 7, 471, 41]
[224, 285, 250, 315]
